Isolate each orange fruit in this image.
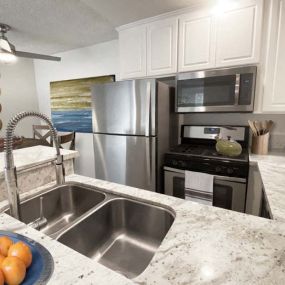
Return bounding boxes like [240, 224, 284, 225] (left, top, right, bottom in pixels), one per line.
[0, 270, 4, 285]
[0, 236, 13, 257]
[1, 256, 26, 285]
[8, 241, 32, 268]
[0, 254, 5, 265]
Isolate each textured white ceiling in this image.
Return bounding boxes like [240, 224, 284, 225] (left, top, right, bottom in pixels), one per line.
[0, 0, 209, 55]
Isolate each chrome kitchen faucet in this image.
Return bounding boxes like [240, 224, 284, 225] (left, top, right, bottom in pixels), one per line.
[4, 111, 65, 220]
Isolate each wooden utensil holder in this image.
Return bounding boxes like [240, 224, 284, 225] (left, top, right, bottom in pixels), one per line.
[251, 132, 269, 155]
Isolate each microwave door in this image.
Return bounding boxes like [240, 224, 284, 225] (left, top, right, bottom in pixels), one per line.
[176, 66, 256, 113]
[177, 75, 237, 111]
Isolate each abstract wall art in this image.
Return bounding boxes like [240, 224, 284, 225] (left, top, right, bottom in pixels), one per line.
[50, 75, 115, 133]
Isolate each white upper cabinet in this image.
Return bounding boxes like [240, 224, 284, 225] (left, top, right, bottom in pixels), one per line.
[262, 0, 285, 112]
[147, 18, 178, 76]
[118, 0, 264, 79]
[215, 0, 263, 67]
[178, 10, 216, 72]
[119, 25, 147, 79]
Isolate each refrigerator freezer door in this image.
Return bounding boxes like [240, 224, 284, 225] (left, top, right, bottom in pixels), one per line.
[91, 79, 156, 136]
[93, 134, 156, 191]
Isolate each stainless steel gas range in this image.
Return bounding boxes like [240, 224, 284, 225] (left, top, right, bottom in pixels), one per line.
[164, 125, 250, 213]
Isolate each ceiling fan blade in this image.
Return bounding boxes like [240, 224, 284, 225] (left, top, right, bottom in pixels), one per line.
[15, 50, 61, 61]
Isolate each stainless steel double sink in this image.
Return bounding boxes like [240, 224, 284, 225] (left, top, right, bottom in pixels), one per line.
[5, 183, 175, 278]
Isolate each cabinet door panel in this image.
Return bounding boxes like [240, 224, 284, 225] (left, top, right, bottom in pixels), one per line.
[263, 0, 285, 112]
[119, 25, 147, 79]
[216, 0, 263, 67]
[147, 18, 178, 76]
[178, 11, 215, 72]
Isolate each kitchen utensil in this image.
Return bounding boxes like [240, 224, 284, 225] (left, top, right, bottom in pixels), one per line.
[254, 121, 262, 136]
[261, 120, 268, 135]
[248, 120, 258, 136]
[0, 231, 54, 285]
[215, 136, 242, 157]
[266, 120, 274, 132]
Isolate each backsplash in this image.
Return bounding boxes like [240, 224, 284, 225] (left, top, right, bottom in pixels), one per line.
[183, 113, 285, 151]
[0, 159, 74, 202]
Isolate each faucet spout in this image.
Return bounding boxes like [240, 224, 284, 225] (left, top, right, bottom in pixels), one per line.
[4, 111, 65, 220]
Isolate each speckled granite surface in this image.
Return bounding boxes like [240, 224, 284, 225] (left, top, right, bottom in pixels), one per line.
[0, 145, 79, 179]
[0, 146, 285, 284]
[250, 151, 285, 223]
[0, 160, 74, 201]
[0, 146, 78, 201]
[0, 213, 133, 285]
[1, 174, 284, 284]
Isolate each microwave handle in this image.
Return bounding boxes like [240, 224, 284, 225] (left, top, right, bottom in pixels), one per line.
[234, 74, 241, 105]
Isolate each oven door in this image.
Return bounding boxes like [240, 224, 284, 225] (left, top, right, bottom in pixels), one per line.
[164, 167, 185, 199]
[214, 176, 246, 212]
[176, 66, 256, 113]
[164, 167, 247, 212]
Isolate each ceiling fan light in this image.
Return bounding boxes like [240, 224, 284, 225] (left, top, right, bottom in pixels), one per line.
[0, 48, 17, 64]
[0, 38, 12, 52]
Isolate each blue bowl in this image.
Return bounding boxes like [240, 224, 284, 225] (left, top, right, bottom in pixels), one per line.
[0, 231, 54, 285]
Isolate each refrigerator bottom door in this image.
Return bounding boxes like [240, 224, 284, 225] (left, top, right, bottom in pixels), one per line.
[93, 134, 156, 191]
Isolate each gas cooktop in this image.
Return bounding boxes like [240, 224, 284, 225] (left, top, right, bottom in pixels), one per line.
[164, 125, 250, 178]
[169, 144, 249, 163]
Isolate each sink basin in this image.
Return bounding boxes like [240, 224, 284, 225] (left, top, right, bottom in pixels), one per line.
[5, 182, 175, 278]
[57, 198, 175, 278]
[5, 184, 106, 237]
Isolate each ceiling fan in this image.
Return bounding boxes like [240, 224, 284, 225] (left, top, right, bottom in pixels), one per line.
[0, 23, 61, 63]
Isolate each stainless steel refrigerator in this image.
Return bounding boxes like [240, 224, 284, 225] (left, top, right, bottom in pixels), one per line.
[91, 79, 175, 192]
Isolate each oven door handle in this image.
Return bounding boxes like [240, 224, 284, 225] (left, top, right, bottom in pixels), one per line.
[164, 167, 246, 183]
[164, 166, 185, 174]
[215, 175, 246, 183]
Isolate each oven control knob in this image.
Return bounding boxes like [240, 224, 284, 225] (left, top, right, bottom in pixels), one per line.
[227, 168, 234, 175]
[215, 166, 222, 172]
[172, 160, 178, 166]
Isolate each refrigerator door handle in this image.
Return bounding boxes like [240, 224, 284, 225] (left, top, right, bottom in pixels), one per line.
[145, 138, 152, 186]
[145, 81, 151, 137]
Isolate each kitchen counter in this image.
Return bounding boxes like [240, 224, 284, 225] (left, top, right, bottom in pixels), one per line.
[0, 213, 133, 285]
[1, 174, 285, 284]
[0, 146, 79, 201]
[0, 145, 79, 179]
[250, 151, 285, 223]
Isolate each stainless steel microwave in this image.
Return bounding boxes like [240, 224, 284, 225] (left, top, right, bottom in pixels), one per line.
[176, 66, 257, 113]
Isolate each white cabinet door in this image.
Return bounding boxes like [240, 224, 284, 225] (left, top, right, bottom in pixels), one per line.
[263, 0, 285, 112]
[178, 10, 216, 72]
[216, 0, 263, 67]
[147, 18, 178, 76]
[119, 25, 147, 79]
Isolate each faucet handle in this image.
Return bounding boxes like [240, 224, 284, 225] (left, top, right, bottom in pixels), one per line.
[39, 196, 44, 220]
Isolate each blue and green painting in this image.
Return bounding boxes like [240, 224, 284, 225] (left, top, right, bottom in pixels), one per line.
[50, 75, 115, 133]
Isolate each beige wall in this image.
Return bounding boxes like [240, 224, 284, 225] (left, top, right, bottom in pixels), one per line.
[33, 40, 119, 178]
[0, 58, 39, 137]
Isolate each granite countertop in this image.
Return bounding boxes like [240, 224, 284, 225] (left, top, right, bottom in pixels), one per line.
[249, 151, 285, 223]
[0, 146, 79, 179]
[1, 174, 285, 284]
[0, 213, 133, 285]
